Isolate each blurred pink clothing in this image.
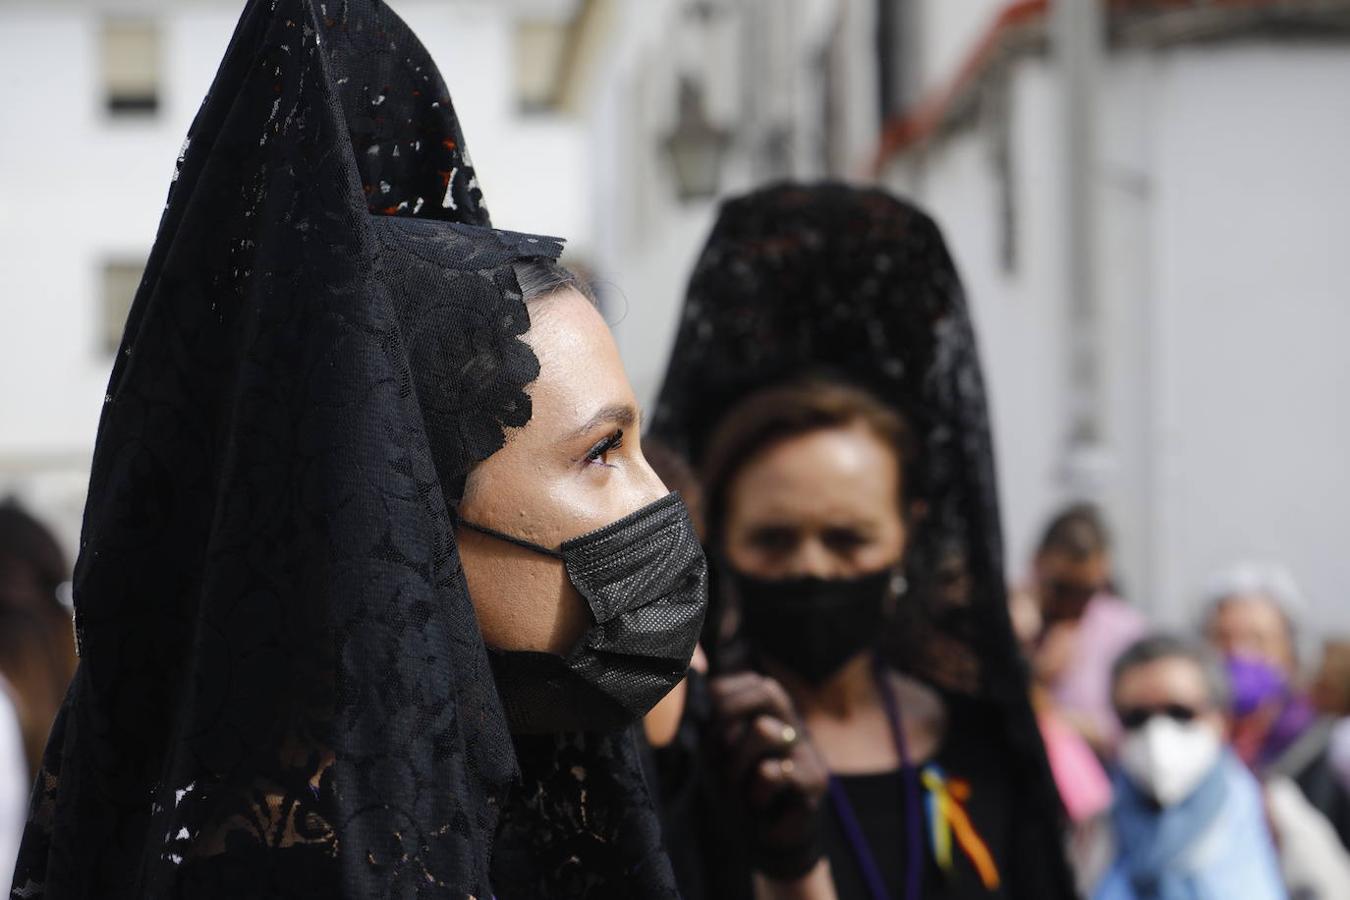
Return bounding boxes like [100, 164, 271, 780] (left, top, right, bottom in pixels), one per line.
[1040, 708, 1112, 822]
[1052, 594, 1149, 749]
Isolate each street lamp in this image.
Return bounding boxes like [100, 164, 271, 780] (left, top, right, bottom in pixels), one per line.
[662, 76, 729, 202]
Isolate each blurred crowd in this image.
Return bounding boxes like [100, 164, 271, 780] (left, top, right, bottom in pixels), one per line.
[1011, 506, 1350, 898]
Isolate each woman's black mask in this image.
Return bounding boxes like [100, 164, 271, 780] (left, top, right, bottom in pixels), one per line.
[730, 567, 900, 685]
[460, 492, 707, 733]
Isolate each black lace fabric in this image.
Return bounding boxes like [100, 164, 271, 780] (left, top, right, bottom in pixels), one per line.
[493, 731, 681, 900]
[11, 2, 674, 898]
[649, 183, 1076, 898]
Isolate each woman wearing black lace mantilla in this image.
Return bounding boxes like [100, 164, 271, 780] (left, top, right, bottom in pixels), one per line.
[9, 3, 706, 898]
[646, 185, 1076, 900]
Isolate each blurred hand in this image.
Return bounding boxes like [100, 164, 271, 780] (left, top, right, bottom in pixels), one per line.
[710, 672, 830, 881]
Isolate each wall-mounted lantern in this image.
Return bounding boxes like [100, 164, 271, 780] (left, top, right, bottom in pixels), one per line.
[662, 77, 730, 202]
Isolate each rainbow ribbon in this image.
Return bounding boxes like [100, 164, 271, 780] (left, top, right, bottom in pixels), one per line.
[921, 764, 1001, 890]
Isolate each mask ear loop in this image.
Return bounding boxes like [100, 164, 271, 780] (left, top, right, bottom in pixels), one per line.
[458, 519, 565, 560]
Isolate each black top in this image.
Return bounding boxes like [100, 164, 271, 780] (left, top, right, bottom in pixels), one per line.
[824, 745, 1014, 900]
[824, 770, 908, 899]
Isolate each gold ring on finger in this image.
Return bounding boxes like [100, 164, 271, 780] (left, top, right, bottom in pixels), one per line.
[780, 724, 798, 747]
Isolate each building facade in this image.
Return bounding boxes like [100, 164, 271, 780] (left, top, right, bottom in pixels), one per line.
[575, 0, 1350, 634]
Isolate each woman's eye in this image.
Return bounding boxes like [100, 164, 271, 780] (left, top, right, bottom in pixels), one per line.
[823, 529, 868, 553]
[748, 527, 797, 554]
[583, 429, 624, 467]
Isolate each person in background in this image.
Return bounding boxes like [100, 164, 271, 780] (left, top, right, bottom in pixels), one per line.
[1202, 565, 1350, 840]
[1094, 634, 1286, 900]
[1202, 563, 1316, 769]
[0, 500, 73, 893]
[0, 499, 76, 780]
[1200, 564, 1350, 888]
[1030, 504, 1148, 754]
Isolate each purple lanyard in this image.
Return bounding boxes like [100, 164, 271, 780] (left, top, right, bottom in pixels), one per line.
[825, 659, 925, 900]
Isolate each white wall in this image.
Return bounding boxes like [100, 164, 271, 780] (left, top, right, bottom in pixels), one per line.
[0, 0, 590, 555]
[883, 42, 1350, 635]
[1148, 44, 1350, 632]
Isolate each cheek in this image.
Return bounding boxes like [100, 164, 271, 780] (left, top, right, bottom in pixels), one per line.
[459, 539, 591, 654]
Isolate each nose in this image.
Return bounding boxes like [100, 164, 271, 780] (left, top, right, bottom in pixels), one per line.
[783, 537, 845, 580]
[632, 447, 674, 505]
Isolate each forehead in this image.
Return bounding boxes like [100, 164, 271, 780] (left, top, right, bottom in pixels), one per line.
[727, 424, 900, 522]
[1212, 595, 1287, 634]
[1115, 656, 1211, 705]
[521, 290, 632, 429]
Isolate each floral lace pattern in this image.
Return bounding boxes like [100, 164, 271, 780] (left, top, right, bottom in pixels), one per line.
[492, 730, 681, 900]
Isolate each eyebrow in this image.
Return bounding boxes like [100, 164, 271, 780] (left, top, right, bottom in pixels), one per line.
[564, 403, 639, 442]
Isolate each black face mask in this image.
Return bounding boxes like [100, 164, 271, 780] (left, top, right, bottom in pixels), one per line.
[460, 492, 707, 733]
[729, 567, 898, 685]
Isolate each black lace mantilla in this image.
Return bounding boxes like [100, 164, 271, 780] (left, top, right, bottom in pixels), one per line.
[11, 2, 675, 898]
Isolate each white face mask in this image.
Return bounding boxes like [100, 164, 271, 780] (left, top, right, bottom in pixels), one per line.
[1118, 716, 1223, 806]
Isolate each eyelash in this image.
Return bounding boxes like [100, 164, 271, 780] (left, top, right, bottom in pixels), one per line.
[583, 429, 624, 467]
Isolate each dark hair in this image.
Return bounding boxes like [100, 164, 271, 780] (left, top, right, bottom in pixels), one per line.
[701, 379, 918, 548]
[1036, 502, 1109, 561]
[0, 498, 67, 602]
[513, 258, 595, 305]
[1111, 632, 1231, 711]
